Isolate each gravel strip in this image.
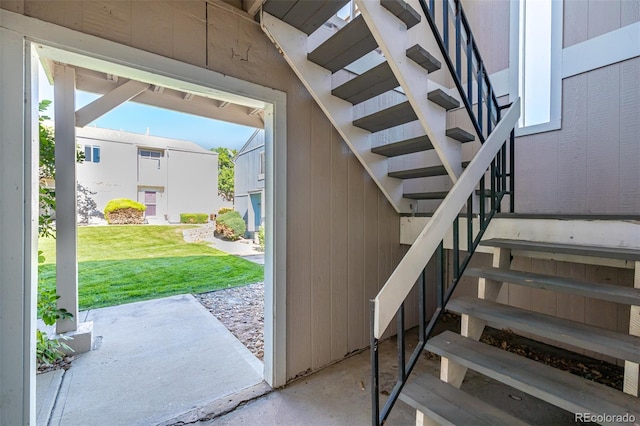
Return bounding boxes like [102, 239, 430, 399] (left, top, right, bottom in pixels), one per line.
[195, 283, 265, 360]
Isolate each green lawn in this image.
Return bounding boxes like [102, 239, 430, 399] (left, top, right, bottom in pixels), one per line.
[39, 225, 264, 310]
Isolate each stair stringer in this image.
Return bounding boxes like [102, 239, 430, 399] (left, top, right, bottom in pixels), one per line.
[261, 12, 412, 213]
[356, 0, 463, 182]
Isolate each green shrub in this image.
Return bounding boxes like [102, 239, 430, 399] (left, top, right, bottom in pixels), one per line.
[217, 207, 234, 215]
[180, 213, 209, 224]
[257, 226, 265, 251]
[104, 198, 146, 225]
[104, 198, 146, 214]
[37, 290, 74, 366]
[215, 210, 246, 240]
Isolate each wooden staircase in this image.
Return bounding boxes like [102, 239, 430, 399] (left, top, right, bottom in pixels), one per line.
[402, 229, 640, 425]
[261, 0, 481, 214]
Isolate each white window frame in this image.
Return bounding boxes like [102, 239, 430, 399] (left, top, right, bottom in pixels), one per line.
[84, 144, 101, 163]
[258, 150, 265, 181]
[509, 0, 563, 137]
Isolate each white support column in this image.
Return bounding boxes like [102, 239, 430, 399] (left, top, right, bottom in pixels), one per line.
[0, 29, 38, 425]
[624, 261, 640, 396]
[54, 64, 79, 334]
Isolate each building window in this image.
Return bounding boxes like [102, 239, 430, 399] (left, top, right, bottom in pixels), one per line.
[84, 145, 101, 163]
[144, 191, 157, 217]
[258, 150, 265, 181]
[510, 0, 563, 134]
[139, 149, 163, 169]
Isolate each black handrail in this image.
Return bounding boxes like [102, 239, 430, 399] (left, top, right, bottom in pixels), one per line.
[371, 127, 515, 425]
[418, 0, 502, 142]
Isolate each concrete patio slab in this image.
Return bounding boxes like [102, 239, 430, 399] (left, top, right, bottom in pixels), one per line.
[47, 294, 264, 426]
[36, 370, 64, 426]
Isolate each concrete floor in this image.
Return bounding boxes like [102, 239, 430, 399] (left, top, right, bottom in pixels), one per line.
[201, 332, 575, 426]
[39, 295, 264, 426]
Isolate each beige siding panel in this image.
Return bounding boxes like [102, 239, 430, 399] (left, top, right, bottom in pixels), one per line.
[24, 1, 83, 31]
[459, 0, 509, 73]
[557, 74, 588, 213]
[236, 10, 269, 86]
[364, 176, 380, 339]
[555, 261, 586, 324]
[0, 0, 23, 14]
[330, 127, 349, 361]
[82, 1, 133, 46]
[207, 4, 241, 79]
[347, 151, 366, 352]
[529, 259, 558, 316]
[131, 1, 174, 60]
[584, 265, 622, 364]
[515, 132, 559, 213]
[588, 0, 621, 39]
[310, 101, 332, 370]
[172, 1, 206, 68]
[619, 58, 640, 213]
[285, 86, 313, 377]
[564, 0, 589, 47]
[508, 256, 532, 310]
[586, 64, 620, 213]
[621, 0, 640, 26]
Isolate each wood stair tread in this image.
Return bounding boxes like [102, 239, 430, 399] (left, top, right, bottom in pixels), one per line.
[406, 44, 441, 73]
[428, 89, 460, 110]
[388, 164, 448, 179]
[371, 135, 433, 157]
[426, 331, 640, 423]
[353, 101, 417, 132]
[481, 238, 640, 261]
[464, 266, 640, 306]
[263, 0, 350, 35]
[332, 62, 398, 105]
[380, 0, 421, 29]
[400, 374, 529, 426]
[446, 127, 475, 142]
[308, 15, 377, 72]
[448, 296, 640, 363]
[403, 191, 449, 200]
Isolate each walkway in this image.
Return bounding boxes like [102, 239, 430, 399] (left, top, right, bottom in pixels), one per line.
[37, 295, 265, 426]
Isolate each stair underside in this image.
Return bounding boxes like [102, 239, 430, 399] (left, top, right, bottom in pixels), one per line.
[448, 296, 640, 363]
[426, 331, 640, 421]
[406, 44, 441, 73]
[446, 127, 475, 142]
[389, 164, 449, 179]
[381, 0, 421, 29]
[262, 0, 349, 35]
[332, 62, 398, 105]
[400, 374, 529, 426]
[307, 15, 377, 72]
[353, 101, 417, 132]
[371, 135, 433, 157]
[404, 191, 449, 200]
[428, 89, 460, 110]
[465, 266, 640, 305]
[481, 238, 640, 261]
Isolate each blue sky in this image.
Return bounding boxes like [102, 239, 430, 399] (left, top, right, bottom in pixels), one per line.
[38, 64, 257, 151]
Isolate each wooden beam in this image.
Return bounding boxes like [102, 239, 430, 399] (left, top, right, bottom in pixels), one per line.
[75, 79, 150, 127]
[244, 0, 264, 16]
[218, 100, 229, 108]
[183, 92, 194, 101]
[152, 85, 164, 94]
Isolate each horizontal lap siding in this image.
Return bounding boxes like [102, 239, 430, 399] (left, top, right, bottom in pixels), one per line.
[10, 1, 404, 381]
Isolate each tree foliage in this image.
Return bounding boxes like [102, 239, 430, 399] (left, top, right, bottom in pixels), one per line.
[211, 147, 237, 202]
[39, 100, 56, 239]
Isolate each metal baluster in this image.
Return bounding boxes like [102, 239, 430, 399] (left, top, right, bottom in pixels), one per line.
[477, 62, 483, 137]
[443, 0, 449, 53]
[453, 216, 459, 280]
[487, 87, 493, 134]
[466, 34, 473, 105]
[419, 268, 426, 341]
[429, 0, 435, 18]
[467, 196, 473, 254]
[436, 242, 444, 309]
[491, 159, 496, 212]
[370, 301, 379, 426]
[479, 175, 485, 229]
[510, 129, 515, 212]
[455, 1, 461, 79]
[397, 304, 405, 381]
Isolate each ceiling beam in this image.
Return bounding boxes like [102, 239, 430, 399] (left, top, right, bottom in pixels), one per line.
[75, 79, 150, 127]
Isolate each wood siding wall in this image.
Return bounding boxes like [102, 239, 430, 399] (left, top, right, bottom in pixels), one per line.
[3, 0, 406, 381]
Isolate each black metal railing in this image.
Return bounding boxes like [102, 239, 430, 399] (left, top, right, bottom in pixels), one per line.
[421, 0, 500, 143]
[371, 107, 515, 425]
